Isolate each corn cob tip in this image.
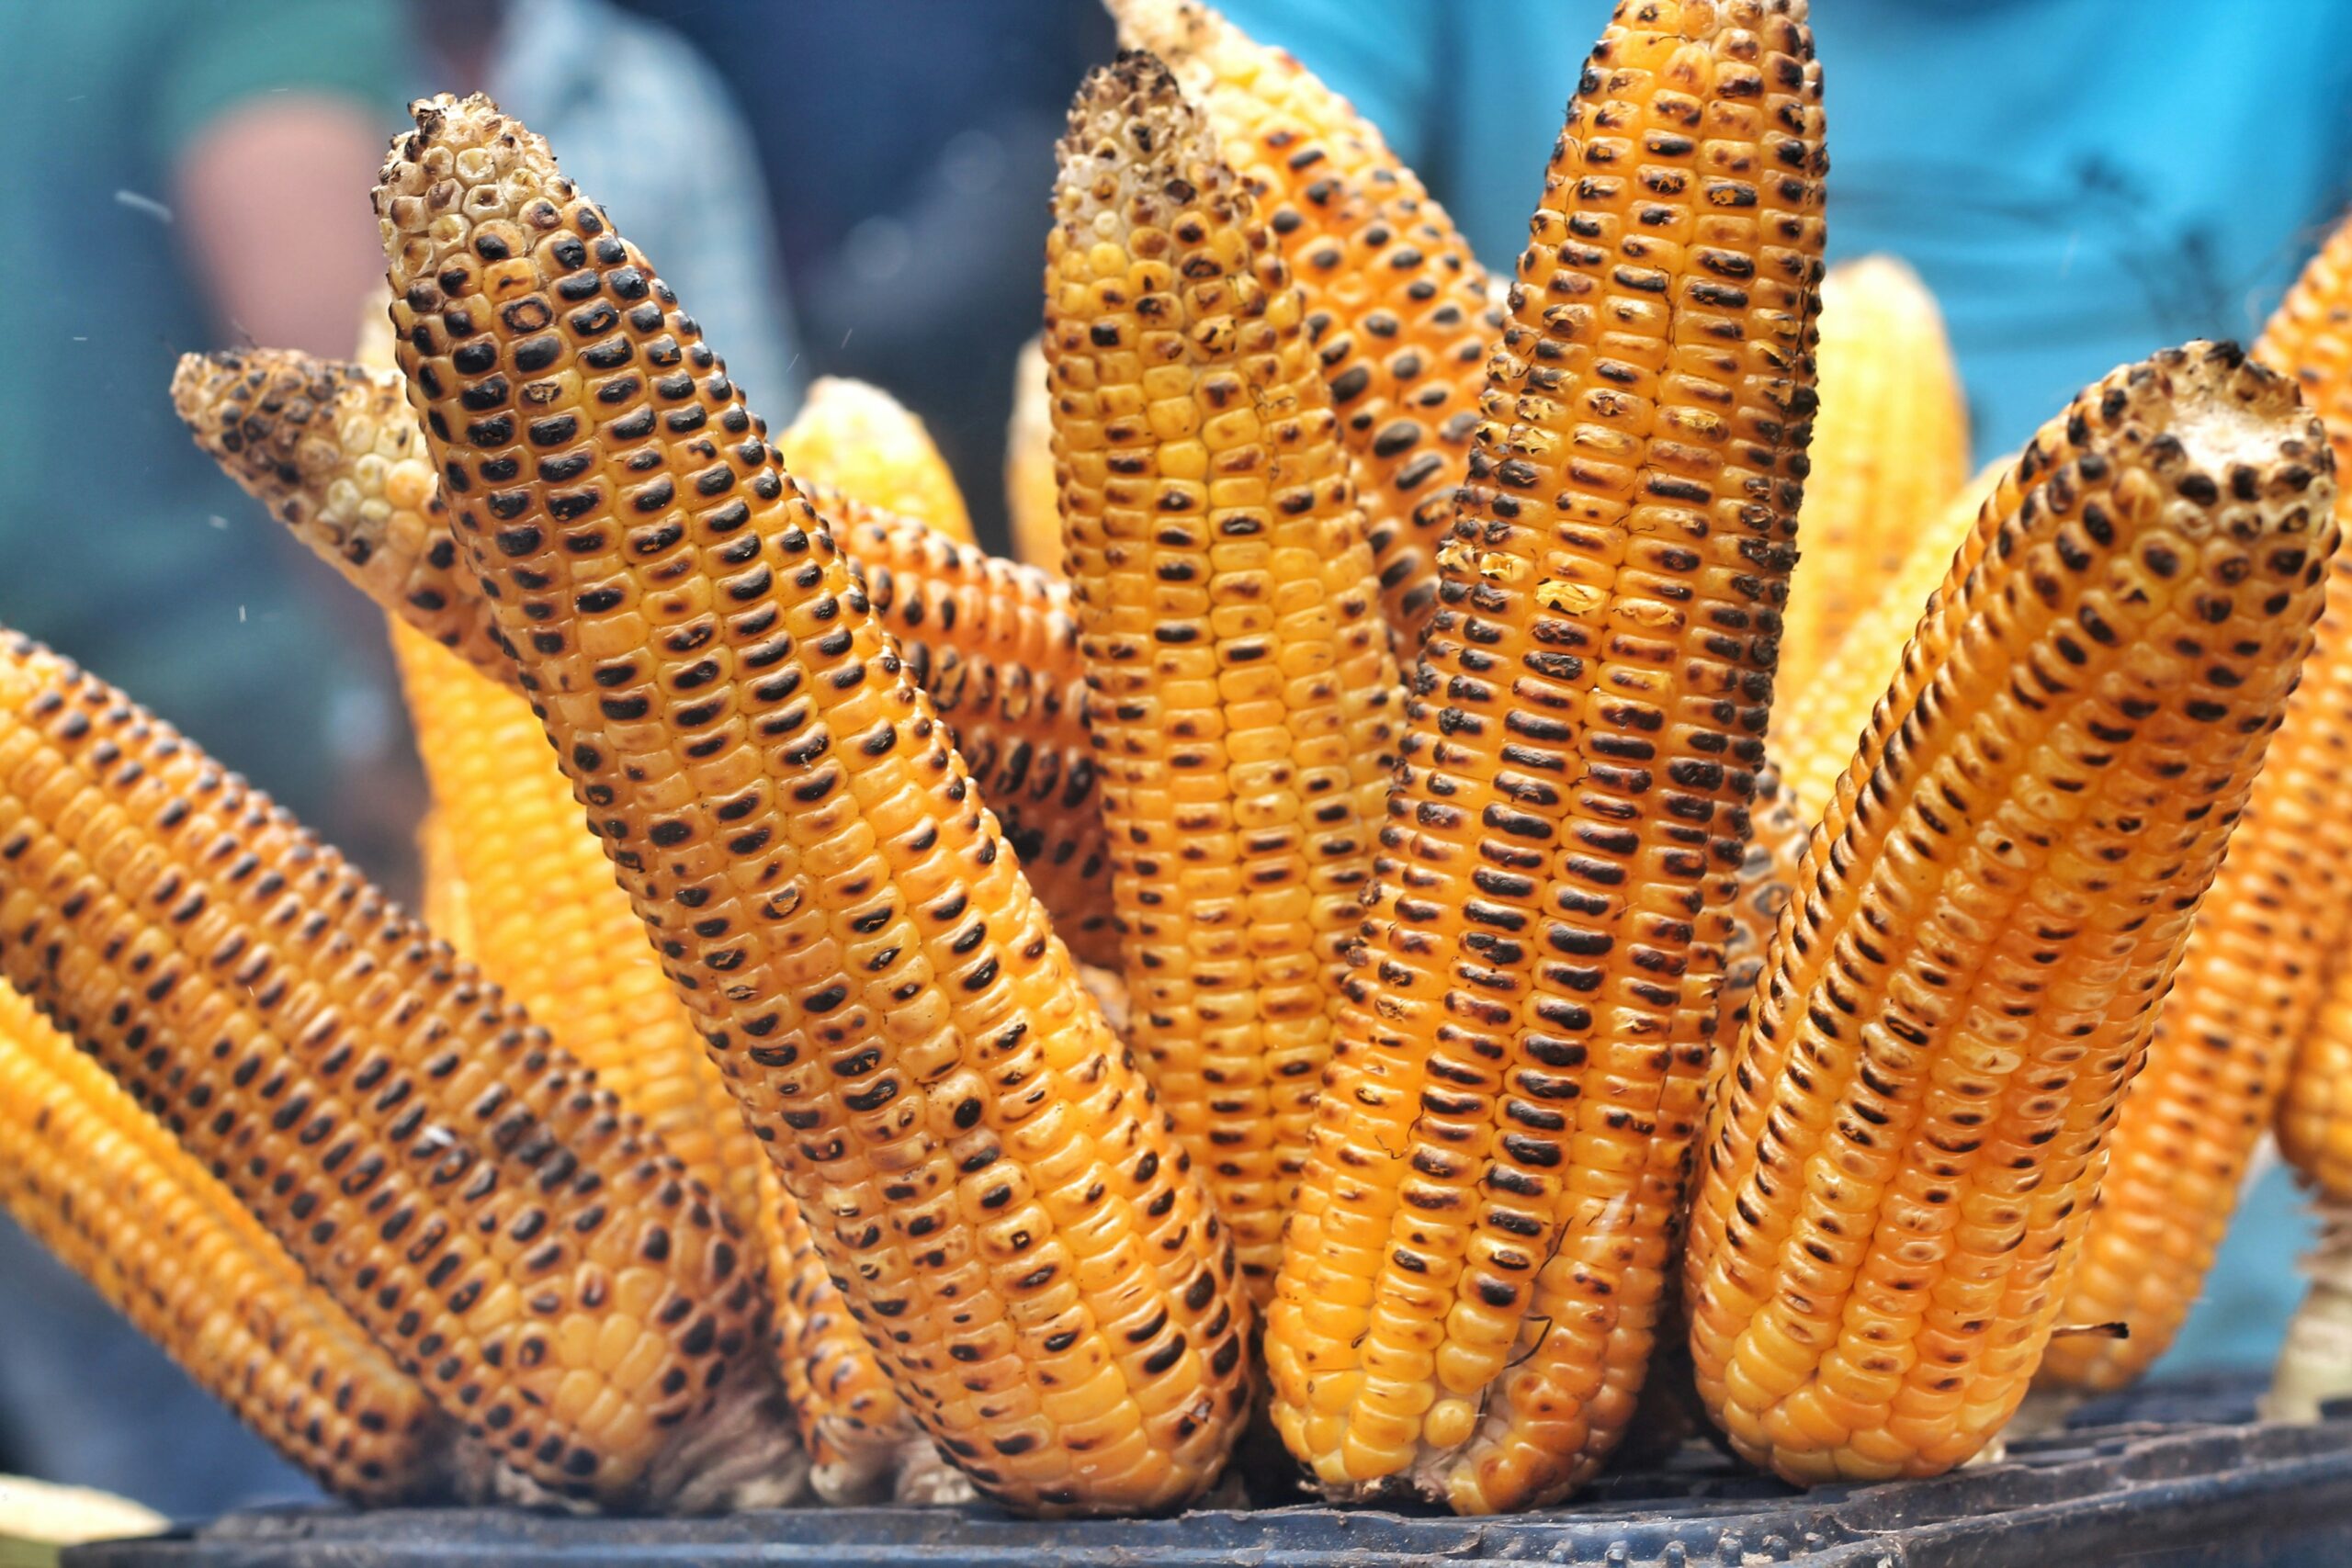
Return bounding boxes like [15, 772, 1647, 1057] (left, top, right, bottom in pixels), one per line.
[170, 349, 385, 513]
[375, 92, 565, 276]
[1099, 0, 1218, 63]
[2132, 338, 2329, 489]
[1056, 51, 1238, 243]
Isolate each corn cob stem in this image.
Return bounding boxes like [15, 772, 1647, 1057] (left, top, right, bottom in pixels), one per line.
[776, 377, 974, 544]
[0, 633, 785, 1509]
[2266, 1193, 2352, 1422]
[1776, 255, 1971, 695]
[376, 92, 1253, 1517]
[172, 346, 1116, 965]
[1046, 55, 1401, 1300]
[0, 984, 454, 1504]
[1107, 0, 1502, 645]
[1264, 0, 1827, 1514]
[1684, 342, 2336, 1485]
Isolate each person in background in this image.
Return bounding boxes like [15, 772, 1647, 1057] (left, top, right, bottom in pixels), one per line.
[1211, 0, 2352, 1378]
[0, 0, 419, 1513]
[412, 0, 804, 422]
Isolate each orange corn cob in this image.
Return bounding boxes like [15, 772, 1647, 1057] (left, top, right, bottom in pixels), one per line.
[393, 620, 925, 1502]
[0, 984, 452, 1504]
[169, 352, 508, 681]
[1107, 0, 1503, 644]
[0, 633, 778, 1508]
[1772, 460, 2007, 812]
[1776, 255, 1970, 695]
[2285, 962, 2352, 1202]
[776, 377, 973, 543]
[2044, 231, 2352, 1390]
[173, 347, 1115, 964]
[1046, 56, 1401, 1299]
[1006, 334, 1064, 575]
[1264, 0, 1827, 1514]
[1684, 343, 2336, 1483]
[376, 92, 1252, 1517]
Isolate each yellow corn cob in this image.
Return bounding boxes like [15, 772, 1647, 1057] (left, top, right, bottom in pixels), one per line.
[1264, 0, 1827, 1514]
[392, 622, 925, 1501]
[834, 511, 1117, 969]
[417, 810, 476, 953]
[0, 633, 779, 1508]
[1107, 0, 1502, 645]
[1006, 335, 1064, 575]
[170, 352, 508, 681]
[1776, 255, 1971, 695]
[173, 347, 1115, 964]
[376, 92, 1253, 1516]
[775, 377, 974, 544]
[1046, 56, 1401, 1299]
[1684, 342, 2336, 1484]
[1773, 460, 2007, 812]
[2043, 239, 2352, 1390]
[2270, 217, 2352, 1203]
[0, 984, 451, 1504]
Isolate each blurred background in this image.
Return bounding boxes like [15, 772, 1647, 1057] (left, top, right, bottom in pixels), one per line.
[0, 0, 2346, 1517]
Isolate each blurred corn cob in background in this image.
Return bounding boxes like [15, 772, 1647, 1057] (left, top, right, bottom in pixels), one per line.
[1686, 343, 2336, 1483]
[1005, 334, 1062, 574]
[0, 985, 453, 1505]
[377, 91, 1253, 1516]
[1046, 53, 1400, 1299]
[2044, 219, 2352, 1393]
[1265, 0, 1827, 1513]
[1107, 0, 1502, 645]
[1777, 256, 1971, 696]
[776, 377, 974, 543]
[0, 633, 783, 1509]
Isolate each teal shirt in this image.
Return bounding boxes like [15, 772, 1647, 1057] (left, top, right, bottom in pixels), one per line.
[1213, 0, 2352, 1376]
[0, 1, 409, 828]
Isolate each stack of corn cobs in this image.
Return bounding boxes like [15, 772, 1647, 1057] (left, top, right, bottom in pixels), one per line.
[8, 0, 2352, 1521]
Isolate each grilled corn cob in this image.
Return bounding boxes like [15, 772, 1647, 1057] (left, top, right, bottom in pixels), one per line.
[1773, 461, 2007, 812]
[1684, 342, 2336, 1483]
[1264, 0, 1827, 1513]
[1107, 0, 1501, 644]
[170, 352, 508, 681]
[1776, 256, 1970, 695]
[1007, 335, 1063, 575]
[1718, 763, 1805, 1039]
[394, 622, 928, 1502]
[0, 633, 780, 1508]
[376, 92, 1252, 1516]
[173, 347, 1115, 963]
[1046, 55, 1401, 1299]
[775, 377, 973, 544]
[2044, 255, 2352, 1389]
[0, 984, 451, 1504]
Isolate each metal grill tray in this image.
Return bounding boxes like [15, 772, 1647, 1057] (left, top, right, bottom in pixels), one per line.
[64, 1376, 2352, 1567]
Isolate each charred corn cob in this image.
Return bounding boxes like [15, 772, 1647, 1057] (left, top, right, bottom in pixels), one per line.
[0, 983, 450, 1503]
[1264, 0, 1827, 1513]
[173, 347, 1114, 963]
[2045, 251, 2352, 1390]
[833, 512, 1116, 968]
[1774, 460, 2007, 813]
[1684, 343, 2336, 1483]
[1047, 56, 1401, 1299]
[376, 93, 1252, 1516]
[1776, 256, 1970, 695]
[170, 352, 508, 681]
[1108, 0, 1501, 644]
[0, 633, 779, 1508]
[394, 621, 925, 1501]
[775, 377, 973, 544]
[1006, 335, 1064, 575]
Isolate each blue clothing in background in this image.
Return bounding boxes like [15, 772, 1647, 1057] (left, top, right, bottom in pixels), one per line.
[1213, 0, 2352, 1372]
[1217, 0, 2352, 462]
